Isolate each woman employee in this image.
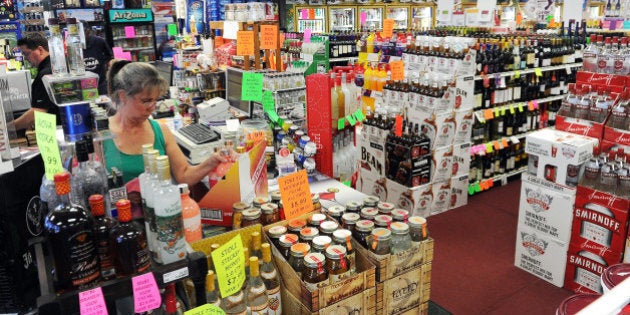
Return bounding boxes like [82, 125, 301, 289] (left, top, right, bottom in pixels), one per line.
[104, 60, 225, 186]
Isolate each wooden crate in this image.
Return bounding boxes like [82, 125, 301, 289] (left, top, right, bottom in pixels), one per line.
[281, 282, 376, 315]
[263, 212, 376, 312]
[358, 237, 434, 282]
[375, 262, 432, 315]
[190, 224, 263, 267]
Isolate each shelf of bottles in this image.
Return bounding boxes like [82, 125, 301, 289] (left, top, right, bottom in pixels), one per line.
[251, 71, 307, 128]
[18, 0, 45, 36]
[172, 47, 226, 105]
[111, 24, 156, 62]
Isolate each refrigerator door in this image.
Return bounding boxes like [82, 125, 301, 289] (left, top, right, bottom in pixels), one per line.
[295, 6, 326, 33]
[386, 6, 409, 30]
[411, 5, 433, 30]
[108, 9, 156, 61]
[329, 6, 356, 32]
[358, 6, 383, 31]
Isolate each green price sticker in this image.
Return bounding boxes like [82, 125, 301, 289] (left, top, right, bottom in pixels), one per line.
[167, 24, 178, 36]
[534, 68, 543, 77]
[485, 143, 493, 153]
[338, 118, 345, 130]
[494, 107, 500, 117]
[211, 235, 246, 298]
[474, 182, 481, 193]
[34, 111, 64, 180]
[354, 109, 366, 122]
[468, 184, 476, 195]
[514, 70, 520, 79]
[518, 103, 524, 112]
[241, 72, 263, 101]
[346, 114, 357, 126]
[262, 90, 274, 112]
[501, 106, 506, 116]
[509, 105, 515, 114]
[342, 180, 351, 187]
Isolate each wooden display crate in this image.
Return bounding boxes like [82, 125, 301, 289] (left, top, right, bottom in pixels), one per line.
[281, 282, 376, 315]
[263, 212, 376, 312]
[355, 237, 434, 282]
[190, 224, 263, 266]
[375, 262, 432, 315]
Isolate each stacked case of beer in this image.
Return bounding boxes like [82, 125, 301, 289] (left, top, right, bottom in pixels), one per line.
[515, 129, 598, 287]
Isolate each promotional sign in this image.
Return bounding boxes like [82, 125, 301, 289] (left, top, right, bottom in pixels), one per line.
[108, 9, 153, 23]
[186, 0, 204, 34]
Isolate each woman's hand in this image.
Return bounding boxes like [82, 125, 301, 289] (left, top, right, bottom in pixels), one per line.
[206, 151, 228, 172]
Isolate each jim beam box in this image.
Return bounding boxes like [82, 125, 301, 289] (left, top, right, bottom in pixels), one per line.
[357, 174, 389, 204]
[382, 178, 433, 218]
[514, 225, 568, 287]
[430, 180, 451, 215]
[432, 112, 457, 149]
[431, 146, 453, 182]
[377, 266, 426, 315]
[570, 185, 630, 256]
[564, 244, 623, 294]
[449, 175, 469, 211]
[359, 122, 388, 179]
[453, 110, 473, 145]
[451, 142, 471, 177]
[518, 175, 576, 243]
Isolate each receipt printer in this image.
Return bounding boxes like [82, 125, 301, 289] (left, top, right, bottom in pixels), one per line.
[197, 97, 231, 122]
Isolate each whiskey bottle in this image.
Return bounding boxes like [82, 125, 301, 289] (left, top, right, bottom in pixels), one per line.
[261, 243, 282, 315]
[45, 171, 100, 291]
[109, 199, 151, 277]
[205, 270, 221, 307]
[89, 194, 117, 280]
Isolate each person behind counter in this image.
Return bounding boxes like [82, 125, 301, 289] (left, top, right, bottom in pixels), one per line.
[12, 33, 57, 131]
[103, 60, 227, 187]
[81, 21, 113, 95]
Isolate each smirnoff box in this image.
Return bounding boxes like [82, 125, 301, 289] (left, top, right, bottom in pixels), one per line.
[515, 224, 568, 287]
[570, 185, 630, 257]
[564, 244, 623, 294]
[518, 173, 577, 243]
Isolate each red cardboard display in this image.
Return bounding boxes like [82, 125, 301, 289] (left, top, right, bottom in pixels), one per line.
[564, 243, 623, 294]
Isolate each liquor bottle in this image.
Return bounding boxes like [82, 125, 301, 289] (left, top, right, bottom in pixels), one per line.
[89, 194, 117, 280]
[597, 37, 614, 74]
[65, 18, 85, 75]
[138, 145, 155, 250]
[109, 199, 151, 277]
[205, 270, 221, 307]
[153, 156, 187, 264]
[47, 18, 67, 76]
[581, 157, 601, 189]
[260, 243, 281, 314]
[73, 139, 108, 210]
[583, 35, 598, 72]
[613, 37, 627, 75]
[220, 283, 247, 314]
[246, 257, 269, 315]
[180, 183, 202, 243]
[45, 171, 100, 291]
[250, 232, 262, 262]
[162, 283, 184, 315]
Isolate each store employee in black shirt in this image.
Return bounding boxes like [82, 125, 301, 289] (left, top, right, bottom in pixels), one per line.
[12, 33, 56, 131]
[82, 21, 112, 95]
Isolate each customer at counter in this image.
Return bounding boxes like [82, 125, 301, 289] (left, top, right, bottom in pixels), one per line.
[103, 60, 226, 186]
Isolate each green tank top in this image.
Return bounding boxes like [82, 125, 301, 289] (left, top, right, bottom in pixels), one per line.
[104, 119, 166, 184]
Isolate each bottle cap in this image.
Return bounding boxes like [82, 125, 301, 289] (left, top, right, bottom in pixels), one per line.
[116, 199, 132, 222]
[261, 243, 271, 262]
[89, 194, 105, 216]
[179, 183, 189, 195]
[205, 270, 215, 291]
[54, 171, 71, 195]
[66, 17, 77, 24]
[75, 140, 89, 162]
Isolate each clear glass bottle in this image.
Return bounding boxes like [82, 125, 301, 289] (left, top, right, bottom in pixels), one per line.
[180, 183, 202, 243]
[302, 253, 328, 290]
[250, 232, 263, 262]
[390, 222, 412, 254]
[109, 199, 151, 277]
[89, 194, 117, 280]
[260, 203, 280, 225]
[353, 220, 374, 248]
[47, 18, 68, 76]
[73, 139, 108, 209]
[246, 257, 269, 315]
[205, 270, 221, 307]
[260, 243, 282, 314]
[220, 289, 247, 314]
[370, 228, 392, 255]
[65, 17, 85, 75]
[289, 243, 311, 276]
[278, 234, 298, 259]
[141, 149, 159, 259]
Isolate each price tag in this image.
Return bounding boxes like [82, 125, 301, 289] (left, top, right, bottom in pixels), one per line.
[241, 72, 263, 101]
[304, 28, 312, 43]
[501, 106, 506, 116]
[132, 273, 161, 313]
[493, 141, 500, 151]
[338, 118, 345, 130]
[34, 112, 64, 180]
[390, 60, 404, 81]
[211, 235, 246, 299]
[484, 109, 494, 120]
[163, 267, 189, 283]
[395, 115, 403, 136]
[346, 114, 357, 126]
[494, 107, 500, 117]
[518, 103, 524, 112]
[185, 304, 226, 315]
[383, 19, 394, 38]
[509, 105, 515, 114]
[502, 138, 509, 148]
[222, 21, 239, 40]
[485, 143, 493, 153]
[262, 90, 275, 112]
[528, 101, 535, 111]
[468, 184, 476, 195]
[566, 67, 572, 74]
[532, 100, 539, 109]
[354, 109, 366, 122]
[514, 70, 520, 79]
[125, 26, 136, 38]
[360, 12, 367, 26]
[534, 68, 543, 77]
[301, 9, 308, 19]
[236, 31, 255, 56]
[167, 24, 178, 36]
[278, 170, 314, 219]
[474, 182, 481, 192]
[79, 287, 108, 315]
[260, 25, 278, 49]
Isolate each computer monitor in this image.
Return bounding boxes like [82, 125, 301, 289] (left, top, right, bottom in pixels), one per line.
[225, 67, 252, 117]
[150, 60, 173, 87]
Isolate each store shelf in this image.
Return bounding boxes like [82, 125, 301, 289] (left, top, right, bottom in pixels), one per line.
[473, 62, 583, 80]
[469, 166, 527, 195]
[122, 46, 154, 51]
[473, 94, 566, 115]
[263, 86, 306, 93]
[329, 56, 359, 62]
[113, 34, 152, 40]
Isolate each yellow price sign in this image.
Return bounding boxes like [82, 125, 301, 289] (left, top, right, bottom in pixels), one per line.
[278, 169, 314, 219]
[184, 304, 226, 315]
[211, 235, 246, 298]
[34, 111, 64, 180]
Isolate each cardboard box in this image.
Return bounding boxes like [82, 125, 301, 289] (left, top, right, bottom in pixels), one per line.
[356, 237, 434, 283]
[564, 243, 623, 294]
[518, 177, 576, 243]
[432, 112, 457, 149]
[281, 284, 376, 315]
[452, 142, 471, 178]
[375, 263, 432, 315]
[431, 146, 453, 182]
[358, 124, 388, 179]
[555, 115, 606, 139]
[356, 175, 435, 218]
[431, 180, 451, 215]
[514, 225, 568, 287]
[449, 174, 469, 211]
[603, 124, 630, 147]
[453, 110, 474, 144]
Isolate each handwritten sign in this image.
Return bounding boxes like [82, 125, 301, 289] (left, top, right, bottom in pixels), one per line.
[185, 304, 226, 315]
[278, 169, 313, 219]
[79, 287, 108, 315]
[304, 28, 312, 43]
[113, 47, 132, 61]
[211, 234, 246, 298]
[383, 19, 394, 38]
[390, 60, 404, 81]
[132, 273, 161, 313]
[236, 31, 254, 56]
[223, 21, 239, 40]
[34, 111, 64, 180]
[241, 72, 263, 101]
[167, 24, 178, 36]
[124, 26, 136, 38]
[260, 25, 278, 49]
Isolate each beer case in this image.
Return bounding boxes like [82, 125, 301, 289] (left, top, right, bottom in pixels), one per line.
[448, 174, 469, 211]
[518, 175, 576, 243]
[514, 224, 568, 287]
[564, 243, 623, 294]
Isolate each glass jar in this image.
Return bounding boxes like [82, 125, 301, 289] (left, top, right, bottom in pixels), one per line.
[253, 196, 269, 209]
[289, 243, 311, 276]
[408, 216, 429, 242]
[238, 119, 273, 148]
[261, 203, 280, 225]
[318, 220, 339, 238]
[312, 194, 322, 212]
[390, 222, 412, 254]
[377, 202, 395, 215]
[232, 201, 250, 229]
[311, 235, 332, 254]
[345, 201, 362, 213]
[270, 191, 282, 206]
[353, 220, 375, 248]
[299, 227, 319, 245]
[278, 234, 299, 259]
[288, 219, 307, 233]
[325, 245, 350, 283]
[362, 196, 379, 209]
[360, 207, 379, 221]
[326, 205, 345, 223]
[341, 212, 360, 233]
[374, 215, 393, 229]
[241, 208, 262, 227]
[332, 229, 355, 274]
[370, 228, 392, 255]
[308, 213, 326, 228]
[267, 225, 287, 249]
[392, 209, 410, 223]
[302, 253, 328, 291]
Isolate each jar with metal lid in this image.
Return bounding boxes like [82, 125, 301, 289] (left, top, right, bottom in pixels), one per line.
[302, 253, 328, 291]
[408, 216, 429, 242]
[325, 245, 350, 283]
[267, 225, 287, 249]
[288, 219, 307, 233]
[326, 205, 345, 223]
[360, 207, 379, 221]
[278, 234, 299, 259]
[391, 209, 410, 223]
[353, 220, 375, 248]
[345, 201, 362, 213]
[270, 191, 282, 206]
[289, 243, 311, 276]
[241, 208, 262, 227]
[319, 220, 339, 238]
[311, 235, 332, 254]
[232, 201, 250, 229]
[332, 229, 355, 275]
[341, 212, 360, 233]
[362, 196, 379, 209]
[377, 202, 395, 215]
[261, 203, 280, 225]
[253, 196, 269, 208]
[299, 227, 319, 245]
[374, 215, 393, 228]
[369, 228, 392, 255]
[312, 193, 322, 212]
[390, 222, 412, 254]
[308, 213, 326, 228]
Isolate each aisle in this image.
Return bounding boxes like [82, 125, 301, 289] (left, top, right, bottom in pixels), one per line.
[427, 179, 574, 314]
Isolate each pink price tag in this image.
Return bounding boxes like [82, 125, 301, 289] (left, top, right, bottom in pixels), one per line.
[132, 273, 161, 313]
[533, 100, 539, 109]
[112, 47, 124, 58]
[124, 26, 136, 38]
[304, 29, 312, 43]
[360, 12, 367, 26]
[301, 10, 308, 19]
[79, 287, 108, 315]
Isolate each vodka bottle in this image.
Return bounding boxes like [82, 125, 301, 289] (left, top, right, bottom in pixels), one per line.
[581, 157, 601, 189]
[73, 140, 108, 209]
[47, 18, 68, 76]
[598, 161, 618, 194]
[260, 243, 281, 314]
[153, 156, 187, 264]
[246, 257, 269, 315]
[66, 18, 85, 75]
[597, 37, 614, 74]
[613, 37, 627, 75]
[583, 35, 598, 72]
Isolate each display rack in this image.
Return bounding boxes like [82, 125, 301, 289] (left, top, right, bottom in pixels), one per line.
[210, 21, 282, 71]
